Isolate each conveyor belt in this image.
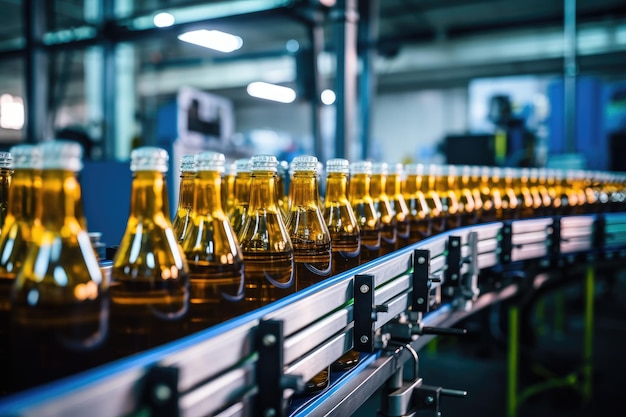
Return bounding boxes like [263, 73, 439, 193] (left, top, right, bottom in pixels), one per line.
[0, 213, 625, 417]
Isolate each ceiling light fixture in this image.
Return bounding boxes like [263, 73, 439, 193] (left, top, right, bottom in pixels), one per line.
[247, 82, 296, 103]
[178, 29, 243, 53]
[321, 89, 336, 105]
[153, 12, 175, 28]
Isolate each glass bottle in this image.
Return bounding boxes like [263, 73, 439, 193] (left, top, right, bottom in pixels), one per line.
[422, 164, 445, 234]
[501, 168, 519, 220]
[323, 158, 360, 276]
[434, 165, 461, 230]
[228, 158, 252, 235]
[285, 155, 332, 395]
[0, 152, 13, 229]
[457, 165, 477, 226]
[477, 166, 498, 223]
[469, 166, 484, 223]
[349, 161, 381, 264]
[386, 163, 410, 249]
[370, 162, 397, 255]
[276, 159, 290, 222]
[181, 151, 245, 332]
[172, 154, 197, 242]
[109, 146, 189, 360]
[0, 145, 38, 394]
[403, 163, 432, 243]
[286, 155, 332, 291]
[10, 140, 108, 391]
[221, 160, 237, 215]
[238, 155, 294, 310]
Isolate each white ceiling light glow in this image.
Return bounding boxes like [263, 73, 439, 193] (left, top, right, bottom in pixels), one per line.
[321, 89, 336, 105]
[247, 82, 296, 103]
[153, 12, 175, 28]
[178, 29, 243, 53]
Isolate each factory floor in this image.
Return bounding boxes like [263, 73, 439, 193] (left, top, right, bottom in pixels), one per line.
[354, 267, 626, 417]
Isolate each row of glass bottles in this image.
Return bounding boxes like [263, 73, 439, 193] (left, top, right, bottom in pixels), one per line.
[1, 142, 625, 395]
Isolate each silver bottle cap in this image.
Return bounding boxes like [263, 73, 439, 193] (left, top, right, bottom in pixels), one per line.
[130, 146, 169, 172]
[180, 154, 196, 173]
[235, 158, 251, 173]
[0, 151, 12, 169]
[40, 140, 83, 171]
[326, 158, 350, 174]
[291, 155, 318, 173]
[194, 151, 225, 173]
[404, 163, 425, 175]
[10, 144, 40, 169]
[350, 160, 372, 175]
[250, 154, 278, 172]
[371, 162, 389, 175]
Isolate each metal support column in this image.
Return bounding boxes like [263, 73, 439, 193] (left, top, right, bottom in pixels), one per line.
[357, 0, 379, 161]
[563, 0, 577, 154]
[309, 11, 325, 160]
[102, 0, 117, 159]
[23, 0, 48, 143]
[331, 0, 358, 160]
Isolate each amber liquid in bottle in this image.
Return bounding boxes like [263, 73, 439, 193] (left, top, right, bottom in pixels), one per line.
[227, 158, 252, 236]
[221, 160, 236, 215]
[181, 152, 245, 332]
[435, 165, 461, 231]
[238, 155, 294, 310]
[0, 152, 12, 230]
[370, 162, 397, 255]
[285, 155, 332, 395]
[0, 148, 30, 394]
[324, 158, 360, 276]
[403, 164, 432, 243]
[457, 165, 477, 226]
[386, 163, 410, 249]
[350, 161, 381, 264]
[422, 165, 446, 234]
[172, 154, 196, 242]
[110, 147, 189, 360]
[10, 141, 108, 392]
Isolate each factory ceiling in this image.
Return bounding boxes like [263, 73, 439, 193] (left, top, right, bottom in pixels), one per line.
[0, 0, 625, 102]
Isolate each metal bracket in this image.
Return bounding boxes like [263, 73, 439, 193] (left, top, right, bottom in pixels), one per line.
[547, 217, 562, 267]
[444, 236, 461, 289]
[354, 274, 389, 353]
[255, 320, 303, 417]
[499, 221, 513, 265]
[414, 383, 468, 417]
[412, 250, 431, 314]
[142, 366, 180, 417]
[459, 231, 480, 308]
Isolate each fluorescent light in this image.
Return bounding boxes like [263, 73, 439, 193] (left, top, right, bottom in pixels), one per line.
[0, 94, 24, 130]
[178, 29, 243, 53]
[153, 12, 175, 28]
[247, 82, 296, 103]
[321, 89, 336, 105]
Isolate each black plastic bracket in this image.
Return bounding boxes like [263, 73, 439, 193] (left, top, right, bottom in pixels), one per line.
[354, 274, 388, 353]
[445, 236, 462, 287]
[548, 217, 562, 266]
[412, 250, 431, 313]
[593, 214, 606, 253]
[255, 320, 302, 417]
[499, 221, 513, 265]
[142, 366, 180, 417]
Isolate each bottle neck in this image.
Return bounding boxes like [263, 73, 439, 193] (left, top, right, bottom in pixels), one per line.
[193, 170, 223, 214]
[349, 173, 371, 201]
[403, 174, 421, 195]
[130, 170, 171, 220]
[7, 168, 39, 221]
[177, 172, 195, 210]
[249, 171, 280, 212]
[386, 173, 402, 197]
[289, 171, 320, 208]
[38, 169, 83, 227]
[325, 173, 349, 203]
[370, 174, 387, 198]
[233, 172, 251, 206]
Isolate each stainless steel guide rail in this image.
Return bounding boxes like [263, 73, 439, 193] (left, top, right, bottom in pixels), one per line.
[0, 213, 625, 417]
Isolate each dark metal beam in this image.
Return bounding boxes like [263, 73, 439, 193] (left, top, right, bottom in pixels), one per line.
[358, 0, 379, 161]
[564, 0, 577, 154]
[23, 0, 48, 143]
[332, 0, 359, 160]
